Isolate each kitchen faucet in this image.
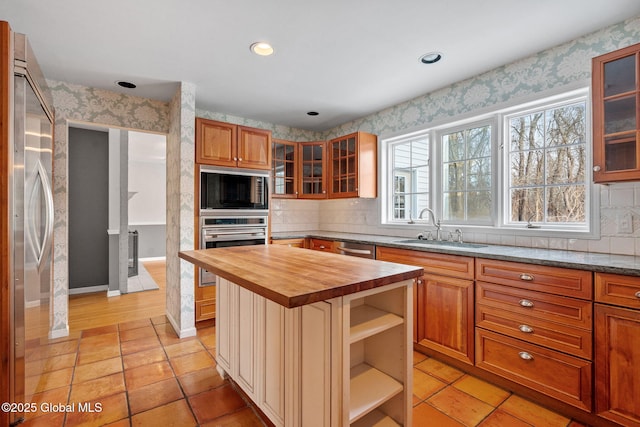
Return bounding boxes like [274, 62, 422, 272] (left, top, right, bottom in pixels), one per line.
[418, 207, 442, 241]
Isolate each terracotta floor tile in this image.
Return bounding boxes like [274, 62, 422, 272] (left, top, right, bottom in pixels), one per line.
[65, 392, 129, 427]
[128, 377, 184, 415]
[26, 367, 74, 394]
[119, 318, 152, 331]
[415, 357, 465, 384]
[119, 325, 157, 342]
[81, 324, 119, 338]
[413, 402, 465, 427]
[26, 352, 77, 374]
[76, 344, 121, 365]
[130, 399, 197, 427]
[73, 357, 122, 384]
[413, 351, 428, 365]
[201, 407, 264, 426]
[124, 360, 174, 391]
[199, 334, 216, 350]
[164, 339, 205, 359]
[120, 335, 162, 355]
[102, 420, 131, 427]
[479, 408, 533, 427]
[123, 346, 166, 370]
[568, 421, 589, 427]
[79, 332, 119, 350]
[170, 350, 216, 376]
[154, 323, 182, 346]
[413, 367, 447, 400]
[498, 395, 571, 427]
[21, 411, 65, 427]
[428, 386, 495, 426]
[26, 340, 79, 361]
[69, 372, 126, 403]
[196, 326, 216, 337]
[150, 315, 169, 325]
[27, 386, 71, 419]
[178, 367, 226, 396]
[453, 375, 511, 407]
[188, 384, 247, 424]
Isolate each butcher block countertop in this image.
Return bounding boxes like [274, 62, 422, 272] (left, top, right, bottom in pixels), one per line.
[179, 245, 423, 308]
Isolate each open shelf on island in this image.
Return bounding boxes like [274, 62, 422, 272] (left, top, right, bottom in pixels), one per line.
[351, 408, 401, 427]
[349, 363, 403, 424]
[350, 304, 404, 344]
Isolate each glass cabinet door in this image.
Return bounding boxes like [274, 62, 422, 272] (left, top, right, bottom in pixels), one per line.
[593, 44, 640, 182]
[331, 136, 358, 196]
[272, 140, 298, 198]
[299, 141, 327, 198]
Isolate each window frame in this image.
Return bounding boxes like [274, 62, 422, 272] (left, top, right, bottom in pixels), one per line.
[380, 86, 599, 239]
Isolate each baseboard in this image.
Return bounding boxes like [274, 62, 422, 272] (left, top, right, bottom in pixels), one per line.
[107, 290, 121, 297]
[69, 285, 108, 295]
[49, 325, 69, 339]
[140, 256, 166, 262]
[166, 311, 197, 339]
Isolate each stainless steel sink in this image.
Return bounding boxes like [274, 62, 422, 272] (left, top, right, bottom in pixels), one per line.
[394, 239, 488, 249]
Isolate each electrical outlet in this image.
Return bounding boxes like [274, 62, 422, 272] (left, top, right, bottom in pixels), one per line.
[617, 212, 633, 234]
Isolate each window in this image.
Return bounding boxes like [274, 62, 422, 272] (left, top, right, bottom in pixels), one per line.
[441, 123, 493, 224]
[387, 133, 429, 222]
[506, 100, 587, 227]
[382, 88, 592, 235]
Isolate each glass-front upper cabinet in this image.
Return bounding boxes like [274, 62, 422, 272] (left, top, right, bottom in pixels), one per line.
[272, 139, 298, 198]
[328, 131, 377, 198]
[299, 141, 327, 199]
[592, 42, 640, 183]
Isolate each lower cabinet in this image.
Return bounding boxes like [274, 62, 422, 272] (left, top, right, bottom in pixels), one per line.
[216, 276, 413, 426]
[594, 272, 640, 426]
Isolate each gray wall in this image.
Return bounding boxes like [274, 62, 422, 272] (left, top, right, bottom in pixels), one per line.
[68, 127, 109, 289]
[128, 224, 166, 258]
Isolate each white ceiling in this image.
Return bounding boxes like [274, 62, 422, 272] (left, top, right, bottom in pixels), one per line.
[3, 1, 640, 131]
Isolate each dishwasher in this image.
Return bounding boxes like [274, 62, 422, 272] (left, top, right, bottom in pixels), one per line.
[335, 241, 375, 259]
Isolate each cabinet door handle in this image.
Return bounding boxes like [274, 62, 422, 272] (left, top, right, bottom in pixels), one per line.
[593, 165, 601, 172]
[519, 299, 534, 308]
[319, 245, 325, 249]
[519, 324, 534, 333]
[635, 291, 640, 299]
[233, 157, 238, 161]
[238, 158, 243, 161]
[519, 273, 534, 281]
[518, 351, 534, 361]
[416, 278, 423, 285]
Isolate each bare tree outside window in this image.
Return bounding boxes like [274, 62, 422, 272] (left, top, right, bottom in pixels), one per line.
[509, 102, 586, 224]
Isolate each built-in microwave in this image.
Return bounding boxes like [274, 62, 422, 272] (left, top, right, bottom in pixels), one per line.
[200, 166, 269, 214]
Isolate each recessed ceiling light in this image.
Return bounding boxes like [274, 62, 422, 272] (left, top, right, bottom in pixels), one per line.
[307, 111, 319, 116]
[419, 52, 442, 64]
[116, 81, 137, 89]
[250, 42, 274, 56]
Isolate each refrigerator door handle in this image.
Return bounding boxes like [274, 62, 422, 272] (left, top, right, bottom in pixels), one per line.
[27, 159, 54, 272]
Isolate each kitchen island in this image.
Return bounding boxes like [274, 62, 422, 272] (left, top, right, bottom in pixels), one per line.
[179, 245, 423, 427]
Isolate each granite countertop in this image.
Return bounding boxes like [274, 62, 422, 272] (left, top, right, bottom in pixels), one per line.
[179, 245, 422, 308]
[271, 231, 640, 277]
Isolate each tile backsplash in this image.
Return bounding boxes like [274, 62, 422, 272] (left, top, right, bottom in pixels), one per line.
[272, 181, 640, 256]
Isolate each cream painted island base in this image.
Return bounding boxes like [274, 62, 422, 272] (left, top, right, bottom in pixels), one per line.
[178, 245, 421, 427]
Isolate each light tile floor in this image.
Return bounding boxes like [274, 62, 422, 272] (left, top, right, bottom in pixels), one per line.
[20, 316, 588, 426]
[126, 261, 161, 293]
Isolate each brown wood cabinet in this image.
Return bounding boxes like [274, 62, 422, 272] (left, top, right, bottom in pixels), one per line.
[594, 272, 640, 426]
[592, 42, 640, 183]
[195, 118, 271, 170]
[272, 139, 298, 198]
[328, 131, 377, 198]
[270, 238, 305, 248]
[376, 246, 475, 365]
[307, 238, 336, 252]
[299, 141, 327, 199]
[195, 284, 216, 322]
[475, 258, 593, 411]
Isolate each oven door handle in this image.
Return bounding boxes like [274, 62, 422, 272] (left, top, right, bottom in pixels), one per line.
[203, 233, 265, 242]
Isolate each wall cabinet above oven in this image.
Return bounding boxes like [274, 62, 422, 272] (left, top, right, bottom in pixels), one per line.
[196, 118, 272, 170]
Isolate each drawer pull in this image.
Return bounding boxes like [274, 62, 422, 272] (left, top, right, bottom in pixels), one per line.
[519, 299, 534, 308]
[518, 324, 534, 333]
[635, 291, 640, 299]
[519, 351, 534, 361]
[519, 273, 534, 281]
[319, 245, 325, 249]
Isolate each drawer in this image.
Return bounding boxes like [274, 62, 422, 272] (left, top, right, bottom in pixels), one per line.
[307, 238, 335, 252]
[476, 304, 592, 359]
[270, 238, 305, 248]
[595, 272, 640, 309]
[476, 329, 592, 411]
[377, 246, 474, 280]
[476, 258, 592, 299]
[476, 281, 593, 330]
[196, 298, 216, 321]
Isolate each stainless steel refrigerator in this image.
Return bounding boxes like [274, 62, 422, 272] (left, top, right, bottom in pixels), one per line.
[1, 21, 55, 426]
